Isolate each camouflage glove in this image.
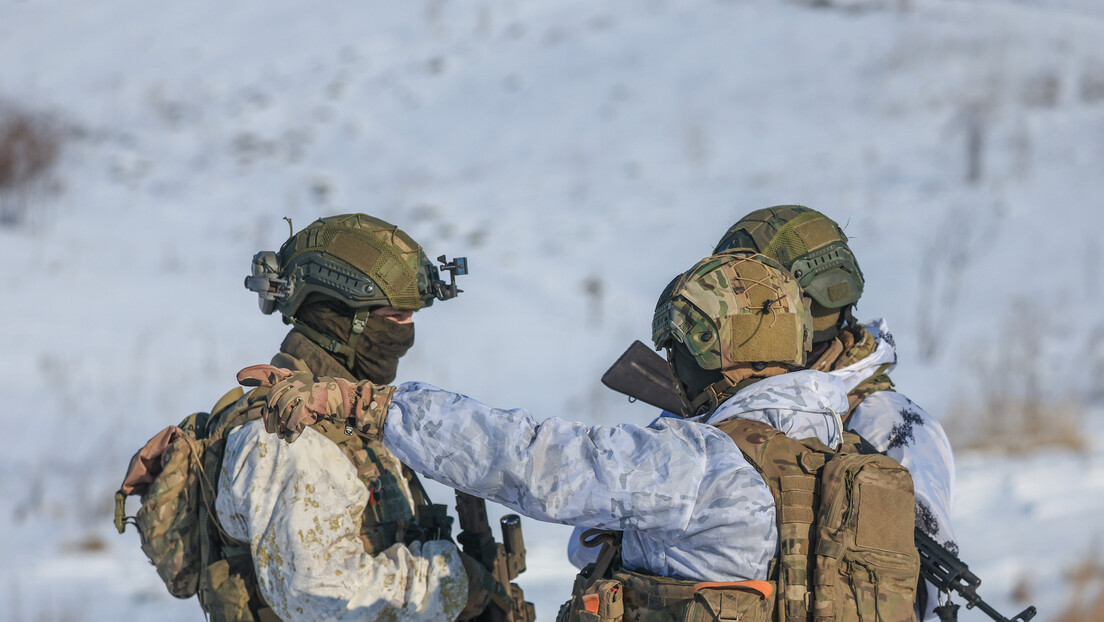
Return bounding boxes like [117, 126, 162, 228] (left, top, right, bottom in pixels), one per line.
[457, 552, 509, 621]
[236, 364, 395, 443]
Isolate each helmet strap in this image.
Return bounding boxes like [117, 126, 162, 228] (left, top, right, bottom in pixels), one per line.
[343, 308, 373, 368]
[840, 304, 857, 329]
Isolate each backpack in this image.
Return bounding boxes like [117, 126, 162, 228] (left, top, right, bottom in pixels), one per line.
[719, 418, 919, 622]
[114, 386, 277, 621]
[560, 419, 920, 622]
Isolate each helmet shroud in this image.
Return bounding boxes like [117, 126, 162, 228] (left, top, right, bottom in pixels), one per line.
[652, 252, 812, 416]
[714, 206, 863, 342]
[275, 213, 436, 315]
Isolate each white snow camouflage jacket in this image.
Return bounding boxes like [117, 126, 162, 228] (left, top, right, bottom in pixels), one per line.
[384, 369, 850, 582]
[216, 421, 469, 622]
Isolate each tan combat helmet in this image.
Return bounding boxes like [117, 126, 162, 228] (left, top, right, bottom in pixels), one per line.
[714, 206, 863, 342]
[652, 252, 812, 417]
[245, 213, 467, 365]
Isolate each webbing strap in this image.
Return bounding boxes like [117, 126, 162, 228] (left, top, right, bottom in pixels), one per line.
[779, 471, 816, 622]
[715, 418, 821, 622]
[341, 308, 374, 371]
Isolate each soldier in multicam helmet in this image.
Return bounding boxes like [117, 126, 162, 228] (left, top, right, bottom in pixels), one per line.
[173, 214, 495, 621]
[238, 252, 906, 622]
[714, 206, 957, 620]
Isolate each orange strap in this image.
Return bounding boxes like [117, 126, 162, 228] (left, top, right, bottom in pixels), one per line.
[692, 580, 774, 600]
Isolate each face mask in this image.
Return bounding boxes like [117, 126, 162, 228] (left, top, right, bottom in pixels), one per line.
[671, 341, 722, 402]
[291, 297, 415, 383]
[351, 314, 415, 384]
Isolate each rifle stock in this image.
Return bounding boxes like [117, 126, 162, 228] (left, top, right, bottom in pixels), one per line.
[600, 340, 688, 416]
[455, 491, 536, 622]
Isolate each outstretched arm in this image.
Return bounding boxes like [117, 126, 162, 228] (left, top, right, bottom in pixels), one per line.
[384, 381, 717, 534]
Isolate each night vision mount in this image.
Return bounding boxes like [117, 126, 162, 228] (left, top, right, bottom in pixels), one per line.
[429, 255, 468, 302]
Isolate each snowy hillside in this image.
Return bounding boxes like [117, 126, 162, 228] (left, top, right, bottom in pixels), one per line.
[2, 0, 1103, 620]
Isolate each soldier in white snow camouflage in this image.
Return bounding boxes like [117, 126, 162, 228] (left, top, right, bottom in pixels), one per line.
[714, 206, 957, 620]
[119, 214, 498, 622]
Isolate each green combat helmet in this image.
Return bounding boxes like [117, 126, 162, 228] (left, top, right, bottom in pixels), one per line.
[245, 213, 467, 365]
[652, 252, 812, 416]
[714, 206, 862, 342]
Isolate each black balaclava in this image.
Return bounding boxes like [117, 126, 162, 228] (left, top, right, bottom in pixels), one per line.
[294, 297, 415, 383]
[671, 341, 722, 403]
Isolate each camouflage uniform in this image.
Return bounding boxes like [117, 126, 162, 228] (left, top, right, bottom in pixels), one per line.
[214, 335, 468, 622]
[216, 215, 472, 621]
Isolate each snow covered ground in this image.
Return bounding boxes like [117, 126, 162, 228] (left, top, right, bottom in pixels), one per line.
[2, 0, 1102, 620]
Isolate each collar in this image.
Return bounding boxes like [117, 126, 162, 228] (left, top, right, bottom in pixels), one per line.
[703, 369, 849, 449]
[273, 330, 356, 381]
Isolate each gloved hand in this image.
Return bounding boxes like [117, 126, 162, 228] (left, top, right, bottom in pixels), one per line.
[457, 552, 509, 621]
[236, 364, 395, 443]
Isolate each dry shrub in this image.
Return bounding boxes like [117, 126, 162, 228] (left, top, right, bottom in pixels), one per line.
[948, 394, 1086, 454]
[61, 533, 109, 553]
[1054, 554, 1104, 622]
[0, 105, 63, 226]
[946, 298, 1087, 453]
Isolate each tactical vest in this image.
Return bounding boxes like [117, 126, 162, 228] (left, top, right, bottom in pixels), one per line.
[559, 419, 920, 622]
[116, 354, 449, 622]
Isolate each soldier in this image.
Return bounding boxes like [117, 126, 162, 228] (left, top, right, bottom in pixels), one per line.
[239, 252, 921, 622]
[135, 214, 496, 621]
[712, 206, 956, 619]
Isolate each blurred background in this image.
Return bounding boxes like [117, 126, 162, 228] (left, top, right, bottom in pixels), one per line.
[2, 0, 1102, 620]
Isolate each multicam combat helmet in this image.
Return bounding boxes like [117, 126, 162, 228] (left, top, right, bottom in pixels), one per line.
[652, 252, 812, 416]
[714, 206, 863, 314]
[245, 214, 466, 365]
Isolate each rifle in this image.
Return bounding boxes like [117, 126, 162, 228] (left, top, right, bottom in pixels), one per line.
[455, 491, 536, 622]
[915, 528, 1036, 622]
[600, 340, 688, 416]
[602, 340, 1039, 622]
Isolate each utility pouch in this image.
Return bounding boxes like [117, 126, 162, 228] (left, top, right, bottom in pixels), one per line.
[570, 579, 624, 622]
[815, 453, 919, 622]
[199, 559, 254, 622]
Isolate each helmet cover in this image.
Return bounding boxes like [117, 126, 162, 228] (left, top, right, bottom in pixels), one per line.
[652, 252, 812, 371]
[714, 206, 864, 310]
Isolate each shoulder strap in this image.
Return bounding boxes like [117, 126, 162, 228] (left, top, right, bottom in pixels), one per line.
[713, 418, 825, 622]
[844, 362, 896, 419]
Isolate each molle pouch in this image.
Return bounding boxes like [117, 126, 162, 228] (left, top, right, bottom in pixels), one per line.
[561, 579, 624, 622]
[815, 453, 919, 622]
[199, 559, 253, 622]
[680, 581, 776, 622]
[578, 579, 625, 622]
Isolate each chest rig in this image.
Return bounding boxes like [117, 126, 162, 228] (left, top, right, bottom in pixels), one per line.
[305, 418, 451, 552]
